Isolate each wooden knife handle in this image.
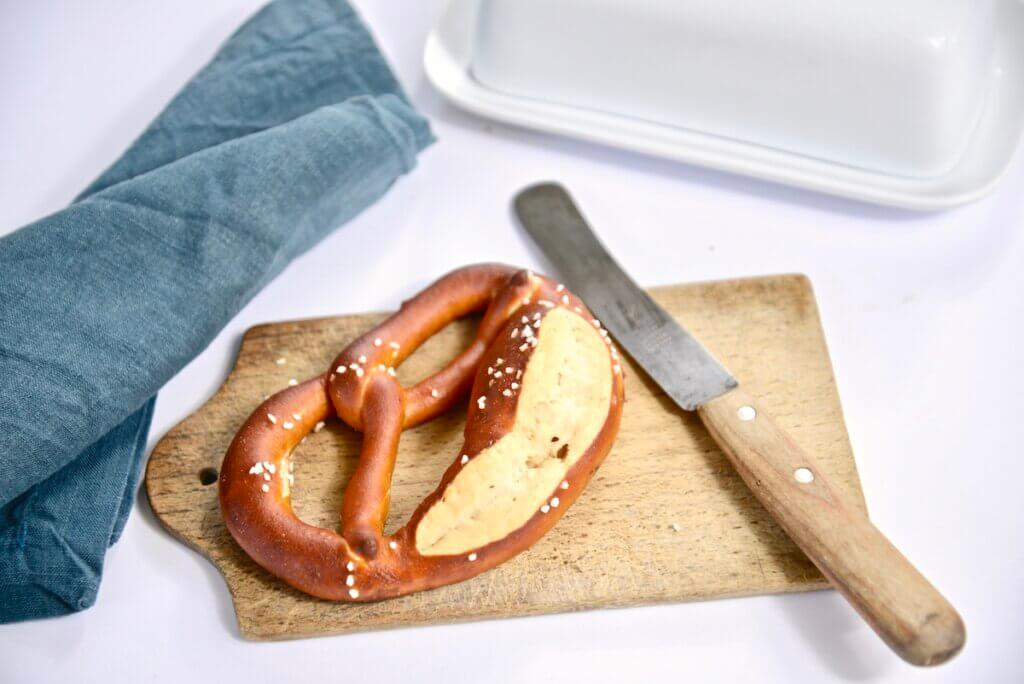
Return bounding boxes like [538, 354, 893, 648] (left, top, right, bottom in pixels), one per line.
[698, 387, 965, 666]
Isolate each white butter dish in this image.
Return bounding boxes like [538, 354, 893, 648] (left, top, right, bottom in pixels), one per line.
[425, 0, 1024, 209]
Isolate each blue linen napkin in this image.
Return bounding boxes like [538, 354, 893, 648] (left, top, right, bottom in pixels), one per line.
[0, 0, 432, 622]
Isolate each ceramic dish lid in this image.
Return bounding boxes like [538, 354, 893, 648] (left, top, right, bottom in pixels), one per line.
[425, 0, 1024, 209]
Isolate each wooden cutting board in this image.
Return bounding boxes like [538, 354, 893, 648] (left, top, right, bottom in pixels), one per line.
[146, 274, 865, 640]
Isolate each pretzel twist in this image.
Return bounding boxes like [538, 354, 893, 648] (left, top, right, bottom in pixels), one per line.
[220, 264, 624, 601]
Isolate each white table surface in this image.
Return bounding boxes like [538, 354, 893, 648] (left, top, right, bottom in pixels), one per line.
[2, 1, 1022, 682]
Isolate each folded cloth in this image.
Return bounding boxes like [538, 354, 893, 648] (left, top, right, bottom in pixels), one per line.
[0, 0, 432, 623]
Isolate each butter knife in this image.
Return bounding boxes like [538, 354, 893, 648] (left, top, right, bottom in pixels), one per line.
[514, 182, 964, 667]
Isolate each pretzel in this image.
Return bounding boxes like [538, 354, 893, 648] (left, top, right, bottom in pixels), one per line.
[219, 264, 624, 601]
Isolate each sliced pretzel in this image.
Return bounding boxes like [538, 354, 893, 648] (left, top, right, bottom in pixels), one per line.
[220, 264, 625, 601]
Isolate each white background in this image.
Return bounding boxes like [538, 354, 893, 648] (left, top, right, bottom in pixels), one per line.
[1, 1, 1022, 682]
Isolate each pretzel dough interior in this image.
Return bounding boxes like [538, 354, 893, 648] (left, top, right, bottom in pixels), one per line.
[415, 307, 613, 556]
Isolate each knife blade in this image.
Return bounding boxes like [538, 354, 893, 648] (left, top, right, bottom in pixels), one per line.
[515, 182, 965, 667]
[513, 182, 736, 410]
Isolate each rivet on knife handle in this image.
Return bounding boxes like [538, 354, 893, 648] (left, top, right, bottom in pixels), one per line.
[514, 182, 965, 666]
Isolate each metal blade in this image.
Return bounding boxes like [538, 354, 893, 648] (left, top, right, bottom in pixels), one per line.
[514, 183, 737, 410]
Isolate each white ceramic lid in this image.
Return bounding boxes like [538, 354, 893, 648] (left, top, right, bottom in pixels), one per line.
[425, 0, 1024, 209]
[471, 0, 997, 179]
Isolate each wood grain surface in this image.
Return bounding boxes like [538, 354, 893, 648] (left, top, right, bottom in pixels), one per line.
[145, 274, 866, 640]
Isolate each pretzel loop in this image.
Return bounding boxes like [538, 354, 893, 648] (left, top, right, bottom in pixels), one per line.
[219, 264, 625, 602]
[327, 265, 533, 556]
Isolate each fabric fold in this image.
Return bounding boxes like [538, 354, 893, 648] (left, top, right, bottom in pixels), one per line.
[0, 0, 432, 623]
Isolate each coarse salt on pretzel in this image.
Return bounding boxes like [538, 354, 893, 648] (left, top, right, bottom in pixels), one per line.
[219, 264, 624, 601]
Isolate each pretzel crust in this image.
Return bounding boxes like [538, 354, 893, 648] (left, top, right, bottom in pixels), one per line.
[219, 264, 625, 601]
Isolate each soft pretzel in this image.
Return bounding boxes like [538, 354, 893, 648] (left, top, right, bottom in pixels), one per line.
[219, 264, 625, 601]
